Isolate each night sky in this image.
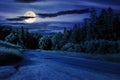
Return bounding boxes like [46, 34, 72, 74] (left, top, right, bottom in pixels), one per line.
[0, 0, 120, 34]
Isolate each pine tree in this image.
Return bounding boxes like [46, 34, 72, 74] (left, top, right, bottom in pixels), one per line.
[107, 7, 113, 27]
[87, 8, 97, 40]
[63, 28, 71, 43]
[90, 8, 97, 24]
[70, 24, 81, 43]
[98, 9, 108, 25]
[51, 32, 63, 50]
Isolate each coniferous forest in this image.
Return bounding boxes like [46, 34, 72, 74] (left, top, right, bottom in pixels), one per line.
[0, 8, 119, 54]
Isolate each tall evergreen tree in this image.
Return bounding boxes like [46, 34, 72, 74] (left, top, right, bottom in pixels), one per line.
[51, 32, 63, 50]
[70, 24, 81, 43]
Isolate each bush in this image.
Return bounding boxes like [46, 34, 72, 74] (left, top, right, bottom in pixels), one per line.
[61, 43, 82, 52]
[61, 40, 120, 54]
[81, 40, 119, 54]
[39, 37, 52, 50]
[0, 47, 22, 65]
[61, 43, 74, 51]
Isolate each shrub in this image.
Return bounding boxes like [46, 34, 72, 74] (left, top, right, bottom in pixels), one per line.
[0, 47, 22, 65]
[81, 40, 119, 54]
[60, 40, 119, 54]
[39, 37, 52, 50]
[61, 43, 82, 52]
[61, 43, 74, 51]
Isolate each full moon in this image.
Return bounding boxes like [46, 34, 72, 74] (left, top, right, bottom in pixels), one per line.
[24, 11, 36, 23]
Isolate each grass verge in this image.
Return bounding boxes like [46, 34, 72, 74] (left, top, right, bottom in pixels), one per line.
[37, 50, 120, 63]
[0, 40, 22, 49]
[0, 41, 23, 66]
[0, 47, 23, 65]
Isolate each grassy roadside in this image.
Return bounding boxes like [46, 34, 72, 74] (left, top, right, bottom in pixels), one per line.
[36, 49, 120, 63]
[0, 40, 21, 49]
[0, 40, 23, 65]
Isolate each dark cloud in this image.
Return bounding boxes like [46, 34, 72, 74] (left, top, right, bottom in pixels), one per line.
[7, 16, 35, 21]
[37, 8, 90, 18]
[14, 0, 37, 3]
[9, 22, 26, 25]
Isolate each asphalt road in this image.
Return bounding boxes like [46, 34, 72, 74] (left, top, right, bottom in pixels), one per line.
[23, 50, 120, 74]
[2, 50, 120, 80]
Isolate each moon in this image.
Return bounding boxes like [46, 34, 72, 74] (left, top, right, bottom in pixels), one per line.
[24, 11, 36, 23]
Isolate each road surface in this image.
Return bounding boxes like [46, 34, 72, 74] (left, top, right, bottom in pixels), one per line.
[1, 50, 120, 80]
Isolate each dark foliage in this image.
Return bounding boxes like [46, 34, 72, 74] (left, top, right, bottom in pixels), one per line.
[51, 32, 63, 50]
[80, 40, 120, 54]
[0, 47, 22, 66]
[0, 8, 119, 54]
[0, 25, 12, 40]
[0, 53, 22, 65]
[51, 8, 120, 54]
[39, 36, 52, 50]
[5, 27, 42, 49]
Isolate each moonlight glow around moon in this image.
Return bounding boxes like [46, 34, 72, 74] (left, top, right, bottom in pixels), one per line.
[24, 11, 36, 23]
